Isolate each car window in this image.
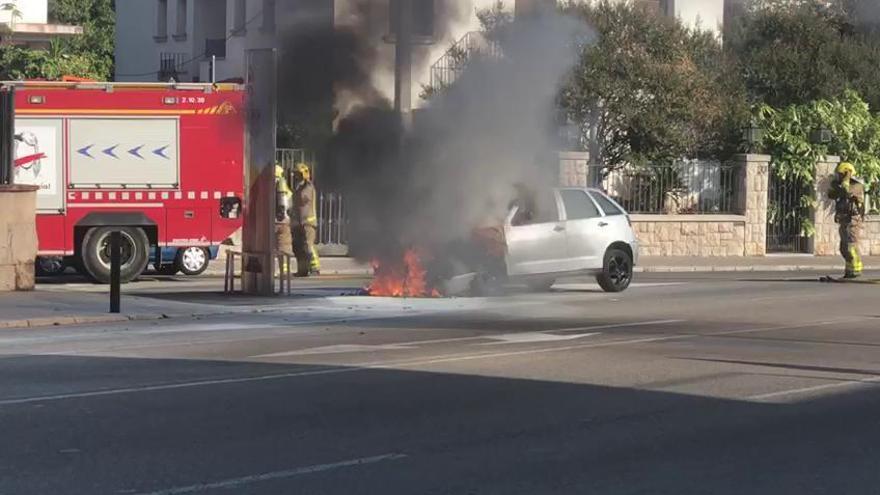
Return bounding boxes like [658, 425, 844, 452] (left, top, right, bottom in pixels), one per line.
[560, 189, 601, 220]
[589, 191, 625, 216]
[510, 189, 559, 225]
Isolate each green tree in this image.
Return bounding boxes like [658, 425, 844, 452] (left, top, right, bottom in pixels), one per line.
[560, 0, 747, 170]
[0, 0, 114, 80]
[757, 90, 880, 218]
[727, 0, 880, 109]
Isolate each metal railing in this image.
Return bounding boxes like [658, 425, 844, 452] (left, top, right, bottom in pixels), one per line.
[158, 52, 189, 81]
[429, 31, 501, 93]
[275, 148, 347, 246]
[766, 172, 812, 253]
[316, 192, 347, 246]
[593, 161, 741, 215]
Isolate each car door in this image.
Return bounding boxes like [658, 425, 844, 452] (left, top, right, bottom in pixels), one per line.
[588, 189, 632, 240]
[504, 189, 570, 276]
[559, 188, 611, 270]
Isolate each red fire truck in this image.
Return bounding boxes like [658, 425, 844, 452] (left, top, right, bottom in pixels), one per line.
[5, 81, 245, 283]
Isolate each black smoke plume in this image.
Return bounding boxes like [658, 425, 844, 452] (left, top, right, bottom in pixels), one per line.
[279, 2, 592, 271]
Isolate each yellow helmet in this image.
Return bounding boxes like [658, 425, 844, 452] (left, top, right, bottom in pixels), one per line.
[837, 162, 856, 176]
[294, 163, 311, 181]
[274, 164, 285, 178]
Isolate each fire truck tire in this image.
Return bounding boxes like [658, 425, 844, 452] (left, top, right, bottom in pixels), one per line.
[175, 247, 210, 276]
[81, 226, 150, 284]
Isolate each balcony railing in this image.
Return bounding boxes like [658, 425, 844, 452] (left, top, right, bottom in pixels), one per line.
[158, 52, 188, 81]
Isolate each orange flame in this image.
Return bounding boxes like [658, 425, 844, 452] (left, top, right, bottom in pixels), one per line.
[367, 248, 441, 297]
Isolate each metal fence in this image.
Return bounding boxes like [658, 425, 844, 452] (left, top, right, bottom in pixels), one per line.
[429, 31, 501, 93]
[275, 148, 347, 246]
[316, 192, 348, 246]
[593, 161, 741, 215]
[766, 173, 813, 253]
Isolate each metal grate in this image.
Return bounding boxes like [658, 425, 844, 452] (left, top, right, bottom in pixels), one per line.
[276, 148, 347, 246]
[429, 31, 501, 93]
[592, 161, 741, 215]
[158, 52, 189, 81]
[766, 172, 813, 253]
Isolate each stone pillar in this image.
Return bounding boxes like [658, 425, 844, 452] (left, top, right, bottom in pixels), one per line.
[0, 185, 39, 291]
[735, 154, 770, 256]
[558, 151, 588, 187]
[813, 156, 841, 256]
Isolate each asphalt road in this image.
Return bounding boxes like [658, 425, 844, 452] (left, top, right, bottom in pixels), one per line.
[4, 272, 880, 494]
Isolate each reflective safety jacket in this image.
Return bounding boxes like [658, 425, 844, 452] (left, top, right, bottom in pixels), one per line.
[292, 180, 318, 227]
[828, 177, 866, 224]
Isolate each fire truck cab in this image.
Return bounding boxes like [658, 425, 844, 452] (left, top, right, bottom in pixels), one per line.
[6, 81, 245, 283]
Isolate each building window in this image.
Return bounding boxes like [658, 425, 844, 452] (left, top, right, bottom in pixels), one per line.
[262, 0, 275, 33]
[174, 0, 188, 39]
[232, 0, 246, 35]
[155, 0, 168, 40]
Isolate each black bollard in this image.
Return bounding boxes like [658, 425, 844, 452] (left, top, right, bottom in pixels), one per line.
[110, 231, 121, 313]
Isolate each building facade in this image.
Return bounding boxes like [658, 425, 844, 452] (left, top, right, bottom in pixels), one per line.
[115, 0, 727, 101]
[0, 0, 82, 48]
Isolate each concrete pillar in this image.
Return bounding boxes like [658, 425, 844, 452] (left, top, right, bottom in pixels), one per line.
[813, 156, 841, 256]
[0, 185, 39, 291]
[558, 151, 588, 187]
[735, 154, 770, 256]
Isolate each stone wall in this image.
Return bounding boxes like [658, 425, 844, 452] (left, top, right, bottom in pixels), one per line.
[0, 185, 39, 291]
[558, 151, 589, 187]
[631, 215, 747, 256]
[560, 154, 769, 257]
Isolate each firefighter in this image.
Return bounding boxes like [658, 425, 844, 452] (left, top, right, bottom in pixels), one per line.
[291, 162, 321, 277]
[828, 162, 866, 278]
[274, 164, 293, 274]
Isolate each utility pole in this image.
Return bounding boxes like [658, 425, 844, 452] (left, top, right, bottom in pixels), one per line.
[394, 0, 414, 131]
[242, 49, 278, 296]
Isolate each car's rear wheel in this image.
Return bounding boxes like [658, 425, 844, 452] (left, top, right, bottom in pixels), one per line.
[176, 247, 210, 276]
[81, 226, 150, 284]
[597, 248, 633, 293]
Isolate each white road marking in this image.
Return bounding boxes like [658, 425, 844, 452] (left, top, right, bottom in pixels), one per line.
[0, 318, 867, 407]
[477, 332, 600, 345]
[747, 376, 880, 402]
[135, 453, 406, 495]
[255, 344, 416, 358]
[247, 320, 683, 358]
[553, 282, 684, 291]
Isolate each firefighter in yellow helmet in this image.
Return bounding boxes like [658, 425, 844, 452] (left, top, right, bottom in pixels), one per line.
[274, 163, 294, 273]
[827, 162, 866, 278]
[291, 162, 321, 276]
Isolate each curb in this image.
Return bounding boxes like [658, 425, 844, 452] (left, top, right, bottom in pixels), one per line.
[636, 265, 846, 273]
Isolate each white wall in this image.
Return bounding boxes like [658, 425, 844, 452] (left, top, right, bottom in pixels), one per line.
[673, 0, 725, 34]
[115, 0, 160, 81]
[0, 0, 48, 24]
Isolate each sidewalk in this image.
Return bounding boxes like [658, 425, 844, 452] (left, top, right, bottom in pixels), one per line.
[637, 255, 880, 273]
[1, 255, 876, 330]
[211, 254, 880, 276]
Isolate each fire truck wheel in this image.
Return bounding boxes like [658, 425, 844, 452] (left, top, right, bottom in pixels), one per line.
[175, 247, 210, 276]
[81, 226, 150, 284]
